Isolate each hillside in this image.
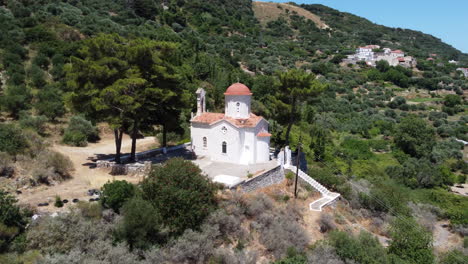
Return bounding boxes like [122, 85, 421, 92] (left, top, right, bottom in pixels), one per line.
[0, 0, 467, 263]
[252, 1, 329, 29]
[301, 4, 468, 62]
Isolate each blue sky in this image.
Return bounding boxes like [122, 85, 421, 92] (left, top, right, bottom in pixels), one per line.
[268, 0, 468, 53]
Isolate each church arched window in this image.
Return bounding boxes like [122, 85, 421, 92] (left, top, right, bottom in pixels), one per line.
[236, 102, 240, 112]
[222, 141, 227, 154]
[203, 137, 207, 148]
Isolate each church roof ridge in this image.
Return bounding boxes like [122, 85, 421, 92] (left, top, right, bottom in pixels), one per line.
[191, 112, 265, 128]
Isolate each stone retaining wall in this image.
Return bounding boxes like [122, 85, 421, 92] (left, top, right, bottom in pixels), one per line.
[233, 165, 284, 192]
[96, 160, 152, 176]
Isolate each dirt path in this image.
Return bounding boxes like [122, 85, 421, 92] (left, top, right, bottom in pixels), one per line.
[433, 220, 464, 253]
[17, 135, 156, 212]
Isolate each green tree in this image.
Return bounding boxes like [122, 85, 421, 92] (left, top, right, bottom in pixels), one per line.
[1, 85, 32, 118]
[115, 196, 164, 250]
[35, 85, 66, 121]
[276, 69, 326, 145]
[141, 158, 217, 236]
[376, 60, 390, 72]
[66, 34, 187, 163]
[394, 115, 435, 158]
[62, 116, 99, 147]
[0, 124, 28, 155]
[309, 124, 329, 161]
[0, 190, 27, 253]
[330, 231, 395, 264]
[101, 180, 136, 213]
[444, 94, 462, 107]
[66, 34, 132, 162]
[130, 0, 160, 20]
[389, 217, 434, 264]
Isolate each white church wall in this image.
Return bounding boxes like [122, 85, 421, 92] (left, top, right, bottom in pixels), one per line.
[210, 121, 242, 163]
[225, 95, 251, 119]
[190, 123, 211, 157]
[240, 129, 255, 164]
[192, 121, 243, 163]
[256, 137, 270, 163]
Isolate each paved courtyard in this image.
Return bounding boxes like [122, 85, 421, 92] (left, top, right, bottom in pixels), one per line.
[192, 156, 278, 180]
[141, 144, 278, 187]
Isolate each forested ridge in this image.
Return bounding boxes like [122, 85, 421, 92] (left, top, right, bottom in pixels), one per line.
[0, 0, 467, 263]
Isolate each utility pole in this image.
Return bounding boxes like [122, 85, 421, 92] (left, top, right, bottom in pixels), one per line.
[294, 133, 302, 199]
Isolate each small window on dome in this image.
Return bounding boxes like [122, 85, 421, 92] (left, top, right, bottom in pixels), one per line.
[236, 102, 240, 112]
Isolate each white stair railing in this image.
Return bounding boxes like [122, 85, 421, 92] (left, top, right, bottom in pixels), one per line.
[286, 164, 340, 211]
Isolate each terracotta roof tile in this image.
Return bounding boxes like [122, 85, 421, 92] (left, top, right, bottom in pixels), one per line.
[224, 83, 252, 95]
[257, 132, 272, 137]
[191, 113, 224, 125]
[191, 113, 263, 128]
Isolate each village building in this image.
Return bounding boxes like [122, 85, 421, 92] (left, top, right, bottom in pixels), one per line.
[355, 45, 380, 61]
[344, 45, 416, 68]
[456, 67, 468, 77]
[190, 83, 271, 165]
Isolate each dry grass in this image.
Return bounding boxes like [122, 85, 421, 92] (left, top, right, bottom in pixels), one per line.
[252, 1, 329, 29]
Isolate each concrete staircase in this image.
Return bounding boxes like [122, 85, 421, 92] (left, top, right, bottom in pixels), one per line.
[286, 165, 340, 211]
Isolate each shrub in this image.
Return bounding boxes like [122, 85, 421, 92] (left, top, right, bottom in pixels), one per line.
[62, 130, 88, 147]
[329, 231, 393, 264]
[0, 190, 27, 253]
[76, 202, 102, 220]
[27, 212, 114, 255]
[307, 245, 344, 264]
[101, 180, 135, 213]
[340, 137, 373, 160]
[19, 114, 48, 135]
[35, 85, 66, 121]
[0, 152, 14, 178]
[62, 116, 99, 146]
[430, 139, 463, 164]
[394, 115, 435, 158]
[244, 193, 274, 217]
[115, 197, 164, 250]
[1, 85, 32, 118]
[54, 196, 63, 208]
[28, 64, 46, 88]
[359, 180, 410, 216]
[439, 250, 468, 264]
[0, 124, 29, 155]
[253, 212, 309, 259]
[205, 210, 246, 240]
[141, 158, 217, 236]
[386, 158, 455, 188]
[369, 139, 388, 152]
[318, 213, 336, 233]
[388, 217, 434, 264]
[212, 247, 259, 264]
[31, 151, 73, 185]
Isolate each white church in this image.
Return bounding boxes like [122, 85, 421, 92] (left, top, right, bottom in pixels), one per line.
[190, 83, 271, 165]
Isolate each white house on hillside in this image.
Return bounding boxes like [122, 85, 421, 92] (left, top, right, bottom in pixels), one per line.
[355, 45, 380, 61]
[456, 68, 468, 77]
[190, 83, 271, 165]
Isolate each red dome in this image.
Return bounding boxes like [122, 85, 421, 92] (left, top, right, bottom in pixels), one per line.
[224, 83, 252, 95]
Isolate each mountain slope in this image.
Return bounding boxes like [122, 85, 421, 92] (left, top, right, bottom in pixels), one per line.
[301, 4, 468, 62]
[252, 1, 329, 29]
